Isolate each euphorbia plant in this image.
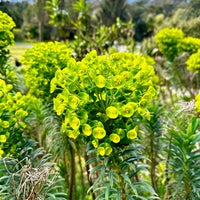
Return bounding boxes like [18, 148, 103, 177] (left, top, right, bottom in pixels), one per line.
[51, 50, 159, 199]
[21, 42, 73, 102]
[0, 78, 32, 157]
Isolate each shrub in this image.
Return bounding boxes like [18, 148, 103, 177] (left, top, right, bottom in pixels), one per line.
[51, 50, 159, 198]
[0, 11, 15, 71]
[155, 28, 184, 61]
[21, 42, 73, 101]
[51, 50, 158, 155]
[0, 79, 31, 157]
[178, 37, 200, 54]
[186, 49, 200, 72]
[13, 28, 25, 41]
[0, 11, 15, 49]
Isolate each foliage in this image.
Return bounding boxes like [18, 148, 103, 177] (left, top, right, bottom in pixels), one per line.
[165, 117, 200, 200]
[0, 79, 30, 157]
[155, 28, 184, 61]
[0, 139, 68, 200]
[0, 11, 15, 49]
[21, 42, 73, 101]
[70, 18, 135, 60]
[46, 0, 135, 60]
[0, 1, 28, 28]
[87, 144, 159, 199]
[97, 0, 129, 26]
[0, 11, 15, 69]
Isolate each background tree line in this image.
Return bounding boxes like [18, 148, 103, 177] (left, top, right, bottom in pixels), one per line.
[0, 0, 199, 43]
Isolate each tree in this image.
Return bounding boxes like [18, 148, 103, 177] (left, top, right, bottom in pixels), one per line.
[98, 0, 130, 26]
[0, 1, 29, 28]
[36, 0, 46, 41]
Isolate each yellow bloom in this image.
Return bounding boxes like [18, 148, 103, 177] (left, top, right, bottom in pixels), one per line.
[55, 103, 66, 116]
[82, 124, 92, 136]
[92, 139, 99, 148]
[113, 75, 123, 89]
[1, 121, 9, 129]
[106, 106, 118, 119]
[0, 149, 4, 158]
[97, 146, 105, 156]
[67, 130, 80, 139]
[95, 75, 106, 88]
[121, 103, 134, 118]
[93, 127, 106, 139]
[0, 135, 6, 143]
[109, 133, 120, 143]
[127, 126, 138, 140]
[68, 95, 80, 109]
[105, 146, 112, 156]
[69, 117, 80, 130]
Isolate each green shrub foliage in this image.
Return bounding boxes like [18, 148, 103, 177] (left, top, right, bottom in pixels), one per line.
[0, 11, 15, 49]
[0, 11, 15, 75]
[0, 78, 40, 157]
[166, 118, 200, 199]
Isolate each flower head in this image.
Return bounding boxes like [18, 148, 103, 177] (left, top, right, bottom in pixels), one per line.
[106, 106, 118, 119]
[93, 127, 106, 139]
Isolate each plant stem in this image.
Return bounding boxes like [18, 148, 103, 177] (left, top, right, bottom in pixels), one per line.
[150, 130, 158, 193]
[69, 144, 77, 200]
[84, 152, 96, 200]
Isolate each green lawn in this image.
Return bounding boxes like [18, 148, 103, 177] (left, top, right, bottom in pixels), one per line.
[9, 42, 34, 65]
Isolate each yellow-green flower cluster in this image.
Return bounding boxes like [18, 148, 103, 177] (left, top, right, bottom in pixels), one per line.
[51, 51, 158, 156]
[155, 28, 184, 61]
[0, 11, 15, 49]
[0, 79, 31, 157]
[155, 28, 200, 62]
[186, 49, 200, 73]
[178, 37, 200, 54]
[22, 42, 73, 101]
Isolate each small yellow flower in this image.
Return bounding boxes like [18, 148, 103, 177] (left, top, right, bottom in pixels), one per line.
[68, 95, 80, 109]
[67, 130, 80, 139]
[0, 149, 4, 158]
[109, 133, 120, 143]
[0, 135, 6, 143]
[97, 146, 105, 156]
[127, 126, 138, 140]
[92, 139, 99, 148]
[121, 103, 134, 118]
[55, 103, 66, 116]
[82, 124, 92, 136]
[95, 75, 106, 88]
[93, 127, 106, 139]
[105, 146, 112, 156]
[69, 117, 80, 130]
[106, 106, 118, 119]
[1, 121, 9, 129]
